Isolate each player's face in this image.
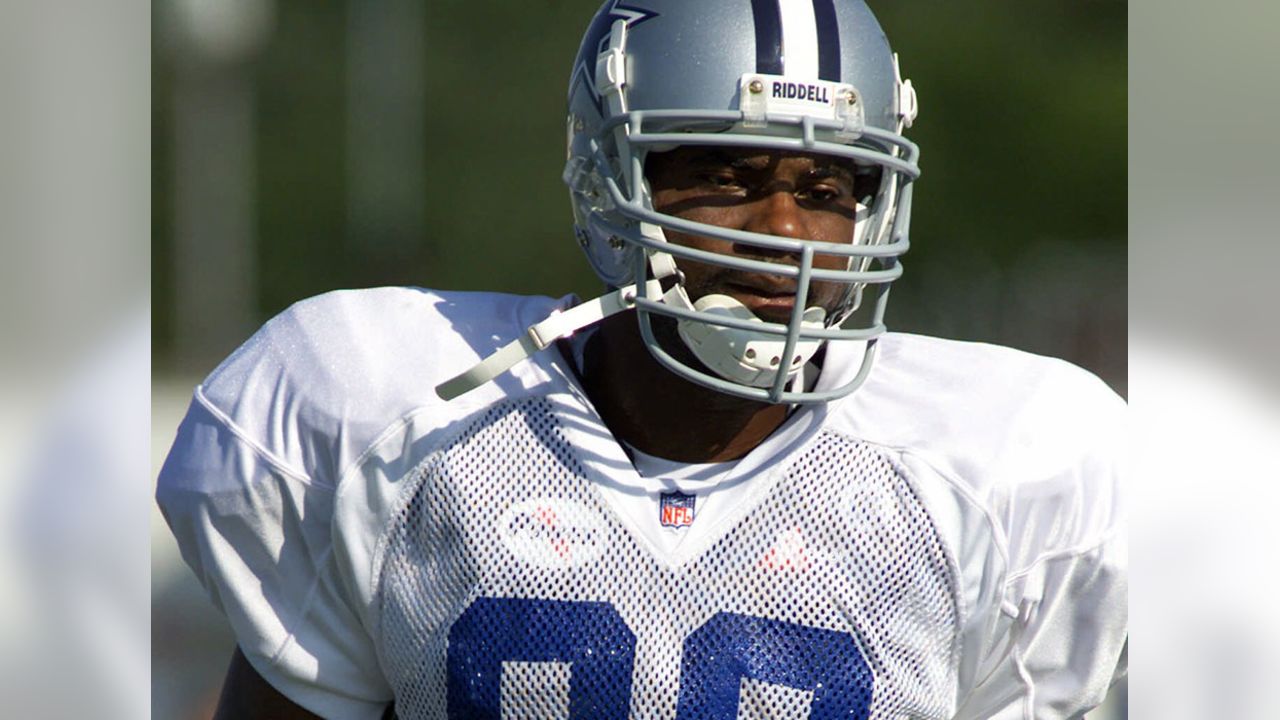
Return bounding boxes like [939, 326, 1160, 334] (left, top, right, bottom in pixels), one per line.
[646, 146, 878, 323]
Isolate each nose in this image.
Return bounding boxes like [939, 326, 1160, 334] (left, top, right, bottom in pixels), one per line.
[738, 188, 807, 258]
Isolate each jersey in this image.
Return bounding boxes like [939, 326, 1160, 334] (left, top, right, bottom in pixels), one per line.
[156, 287, 1127, 720]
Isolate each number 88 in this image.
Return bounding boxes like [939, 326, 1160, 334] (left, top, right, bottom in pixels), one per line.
[446, 597, 873, 719]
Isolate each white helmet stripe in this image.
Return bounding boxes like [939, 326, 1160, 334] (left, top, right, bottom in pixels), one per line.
[778, 0, 820, 79]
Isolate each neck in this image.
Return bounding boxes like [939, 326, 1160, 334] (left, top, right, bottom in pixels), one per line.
[578, 312, 791, 463]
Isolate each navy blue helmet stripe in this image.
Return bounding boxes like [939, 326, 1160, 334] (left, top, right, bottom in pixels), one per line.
[750, 0, 784, 75]
[812, 0, 841, 81]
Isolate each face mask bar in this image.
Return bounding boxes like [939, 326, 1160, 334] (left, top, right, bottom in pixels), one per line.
[579, 108, 918, 404]
[603, 109, 920, 178]
[584, 111, 918, 294]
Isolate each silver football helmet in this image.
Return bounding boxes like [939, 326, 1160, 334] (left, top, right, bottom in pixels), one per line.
[564, 0, 919, 403]
[437, 0, 918, 404]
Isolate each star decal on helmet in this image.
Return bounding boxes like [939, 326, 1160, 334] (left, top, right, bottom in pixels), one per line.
[569, 0, 660, 113]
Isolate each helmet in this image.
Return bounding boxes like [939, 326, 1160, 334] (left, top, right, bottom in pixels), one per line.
[437, 0, 919, 404]
[562, 0, 920, 404]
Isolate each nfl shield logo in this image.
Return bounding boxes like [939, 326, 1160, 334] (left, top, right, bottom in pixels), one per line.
[659, 491, 696, 528]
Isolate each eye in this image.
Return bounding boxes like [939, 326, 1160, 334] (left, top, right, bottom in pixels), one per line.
[798, 184, 844, 203]
[698, 172, 745, 191]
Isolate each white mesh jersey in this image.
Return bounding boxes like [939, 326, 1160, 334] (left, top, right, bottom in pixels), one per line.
[157, 288, 1126, 720]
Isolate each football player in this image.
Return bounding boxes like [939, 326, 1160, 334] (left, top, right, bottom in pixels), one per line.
[158, 1, 1126, 718]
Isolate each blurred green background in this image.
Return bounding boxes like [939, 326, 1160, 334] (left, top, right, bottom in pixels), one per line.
[152, 0, 1126, 391]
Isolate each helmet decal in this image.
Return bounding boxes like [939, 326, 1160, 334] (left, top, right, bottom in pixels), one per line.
[568, 0, 660, 114]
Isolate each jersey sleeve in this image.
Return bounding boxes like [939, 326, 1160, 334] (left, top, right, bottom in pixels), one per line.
[953, 370, 1127, 720]
[157, 389, 392, 719]
[155, 294, 406, 719]
[954, 533, 1126, 719]
[155, 288, 578, 717]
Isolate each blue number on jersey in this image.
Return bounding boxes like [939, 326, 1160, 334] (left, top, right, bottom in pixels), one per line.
[446, 597, 872, 719]
[675, 612, 872, 719]
[447, 597, 637, 718]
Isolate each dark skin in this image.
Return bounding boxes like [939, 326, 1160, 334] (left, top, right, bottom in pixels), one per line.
[213, 146, 869, 716]
[581, 146, 869, 462]
[215, 649, 400, 719]
[213, 649, 323, 720]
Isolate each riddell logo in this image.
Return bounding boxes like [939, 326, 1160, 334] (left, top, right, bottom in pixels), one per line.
[659, 492, 696, 528]
[772, 81, 830, 104]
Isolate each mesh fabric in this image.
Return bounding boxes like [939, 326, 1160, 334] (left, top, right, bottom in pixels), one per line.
[376, 397, 959, 719]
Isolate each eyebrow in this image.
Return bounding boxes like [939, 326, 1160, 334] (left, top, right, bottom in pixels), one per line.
[807, 165, 857, 185]
[680, 149, 860, 190]
[685, 149, 857, 184]
[685, 148, 750, 168]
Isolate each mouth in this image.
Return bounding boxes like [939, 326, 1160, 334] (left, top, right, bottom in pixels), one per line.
[721, 282, 800, 322]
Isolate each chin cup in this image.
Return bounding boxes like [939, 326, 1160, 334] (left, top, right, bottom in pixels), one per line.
[675, 293, 827, 389]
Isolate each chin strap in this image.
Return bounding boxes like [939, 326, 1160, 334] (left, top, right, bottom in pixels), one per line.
[435, 280, 663, 401]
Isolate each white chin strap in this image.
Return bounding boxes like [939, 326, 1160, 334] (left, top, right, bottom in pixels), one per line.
[433, 276, 829, 401]
[435, 281, 662, 401]
[667, 287, 827, 389]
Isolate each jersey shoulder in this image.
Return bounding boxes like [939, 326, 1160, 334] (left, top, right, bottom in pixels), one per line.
[198, 286, 567, 486]
[837, 333, 1125, 558]
[861, 331, 1123, 430]
[155, 287, 571, 717]
[845, 331, 1125, 458]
